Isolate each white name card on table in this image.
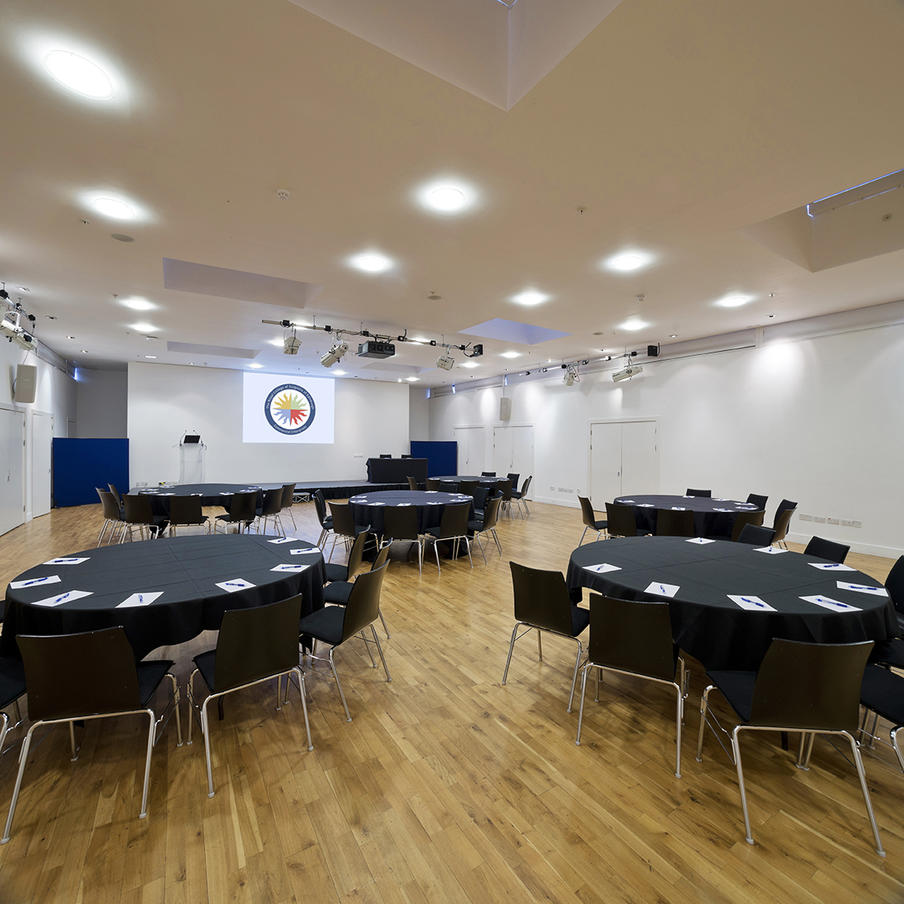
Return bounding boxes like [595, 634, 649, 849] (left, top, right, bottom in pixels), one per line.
[754, 546, 787, 555]
[808, 562, 855, 571]
[32, 589, 94, 608]
[216, 578, 256, 592]
[268, 537, 300, 544]
[43, 557, 90, 566]
[713, 508, 735, 513]
[686, 537, 717, 545]
[219, 492, 233, 495]
[289, 547, 321, 556]
[800, 594, 861, 613]
[397, 503, 411, 506]
[271, 563, 310, 573]
[645, 582, 680, 598]
[728, 594, 776, 612]
[636, 503, 655, 508]
[425, 490, 438, 494]
[10, 574, 61, 590]
[118, 591, 163, 608]
[620, 499, 636, 503]
[670, 506, 687, 511]
[836, 581, 888, 597]
[582, 563, 622, 574]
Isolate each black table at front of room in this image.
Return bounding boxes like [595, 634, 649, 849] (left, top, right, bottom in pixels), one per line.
[3, 534, 325, 659]
[348, 490, 473, 534]
[137, 482, 285, 508]
[433, 475, 509, 489]
[615, 494, 764, 537]
[567, 536, 896, 670]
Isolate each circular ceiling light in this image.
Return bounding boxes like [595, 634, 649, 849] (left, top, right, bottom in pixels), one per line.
[82, 191, 145, 221]
[267, 337, 285, 347]
[346, 250, 394, 274]
[510, 288, 551, 307]
[460, 361, 480, 369]
[249, 362, 264, 369]
[417, 179, 477, 215]
[120, 295, 156, 311]
[618, 317, 649, 332]
[406, 376, 420, 382]
[714, 292, 755, 308]
[602, 249, 655, 273]
[129, 321, 158, 333]
[500, 350, 522, 359]
[333, 369, 347, 376]
[43, 49, 113, 99]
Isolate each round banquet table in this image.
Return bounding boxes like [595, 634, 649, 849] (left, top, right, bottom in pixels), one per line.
[433, 475, 508, 487]
[138, 482, 284, 510]
[348, 490, 473, 534]
[566, 536, 896, 670]
[615, 494, 764, 537]
[2, 534, 325, 659]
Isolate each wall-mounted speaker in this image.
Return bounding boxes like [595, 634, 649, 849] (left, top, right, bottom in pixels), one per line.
[14, 364, 37, 403]
[647, 344, 660, 357]
[499, 397, 512, 421]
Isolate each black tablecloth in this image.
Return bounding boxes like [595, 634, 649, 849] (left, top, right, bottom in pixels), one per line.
[348, 490, 473, 534]
[3, 534, 325, 659]
[138, 483, 284, 509]
[433, 475, 508, 488]
[366, 458, 428, 483]
[567, 537, 896, 669]
[615, 494, 764, 537]
[292, 480, 408, 500]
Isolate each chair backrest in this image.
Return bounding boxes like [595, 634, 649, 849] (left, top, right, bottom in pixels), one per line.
[342, 563, 389, 639]
[228, 491, 258, 523]
[736, 523, 775, 546]
[459, 480, 480, 496]
[655, 508, 695, 537]
[329, 501, 357, 538]
[346, 530, 372, 576]
[97, 488, 121, 521]
[730, 509, 765, 541]
[382, 505, 420, 541]
[370, 544, 391, 571]
[438, 502, 470, 538]
[605, 502, 638, 538]
[498, 479, 513, 501]
[772, 503, 797, 542]
[425, 478, 441, 491]
[313, 489, 329, 527]
[18, 627, 141, 720]
[280, 484, 296, 509]
[776, 498, 798, 516]
[750, 638, 873, 731]
[885, 555, 904, 615]
[509, 562, 575, 635]
[804, 535, 850, 564]
[482, 496, 503, 531]
[259, 488, 283, 518]
[108, 483, 123, 506]
[168, 494, 203, 525]
[507, 473, 520, 490]
[407, 476, 418, 490]
[578, 496, 598, 530]
[686, 488, 711, 498]
[472, 485, 490, 512]
[588, 595, 677, 681]
[122, 493, 155, 525]
[746, 493, 768, 508]
[213, 597, 302, 692]
[520, 476, 532, 496]
[379, 453, 392, 459]
[481, 471, 496, 477]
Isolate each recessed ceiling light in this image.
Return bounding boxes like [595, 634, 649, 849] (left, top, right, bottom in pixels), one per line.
[129, 321, 157, 333]
[43, 49, 113, 99]
[81, 349, 88, 354]
[267, 337, 285, 347]
[602, 249, 655, 273]
[120, 295, 156, 311]
[460, 362, 480, 369]
[66, 335, 75, 340]
[406, 376, 420, 382]
[249, 362, 264, 369]
[144, 354, 157, 359]
[333, 369, 347, 376]
[82, 191, 144, 221]
[618, 317, 649, 332]
[412, 336, 430, 344]
[714, 292, 755, 308]
[416, 179, 477, 214]
[510, 289, 551, 307]
[346, 250, 394, 274]
[669, 333, 677, 339]
[500, 351, 522, 359]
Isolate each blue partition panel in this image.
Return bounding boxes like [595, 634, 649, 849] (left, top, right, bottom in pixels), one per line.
[52, 438, 129, 507]
[409, 441, 457, 477]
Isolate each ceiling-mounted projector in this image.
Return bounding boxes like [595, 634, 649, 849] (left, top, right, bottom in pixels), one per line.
[357, 340, 395, 359]
[436, 353, 455, 371]
[612, 364, 643, 383]
[283, 334, 300, 355]
[321, 341, 348, 367]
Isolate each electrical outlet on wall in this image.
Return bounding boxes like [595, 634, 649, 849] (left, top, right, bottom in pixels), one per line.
[826, 517, 840, 525]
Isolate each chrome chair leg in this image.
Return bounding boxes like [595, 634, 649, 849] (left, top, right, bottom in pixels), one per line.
[491, 528, 502, 555]
[537, 629, 542, 662]
[501, 623, 522, 685]
[2, 723, 37, 843]
[378, 609, 390, 639]
[892, 726, 904, 772]
[696, 685, 714, 761]
[200, 697, 216, 797]
[139, 708, 155, 818]
[575, 662, 591, 745]
[567, 639, 583, 713]
[328, 648, 352, 722]
[69, 722, 79, 761]
[796, 731, 815, 770]
[847, 731, 885, 856]
[579, 526, 588, 545]
[730, 727, 755, 845]
[371, 625, 391, 682]
[293, 667, 314, 751]
[673, 680, 683, 778]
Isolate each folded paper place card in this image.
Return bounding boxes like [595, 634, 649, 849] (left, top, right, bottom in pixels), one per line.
[583, 563, 621, 574]
[32, 589, 94, 607]
[836, 581, 888, 597]
[426, 490, 438, 494]
[713, 508, 735, 513]
[800, 594, 860, 613]
[728, 594, 776, 612]
[219, 492, 233, 495]
[43, 557, 90, 566]
[117, 591, 163, 608]
[271, 563, 310, 573]
[10, 574, 62, 589]
[637, 503, 655, 508]
[216, 578, 255, 592]
[645, 581, 680, 598]
[289, 547, 320, 556]
[396, 503, 411, 506]
[268, 537, 299, 544]
[686, 537, 716, 544]
[670, 506, 687, 511]
[754, 546, 787, 554]
[808, 562, 855, 571]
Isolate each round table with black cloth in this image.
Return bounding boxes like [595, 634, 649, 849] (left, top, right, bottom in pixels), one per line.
[137, 483, 284, 512]
[3, 534, 324, 660]
[348, 490, 473, 534]
[433, 475, 508, 488]
[615, 494, 764, 537]
[567, 537, 896, 670]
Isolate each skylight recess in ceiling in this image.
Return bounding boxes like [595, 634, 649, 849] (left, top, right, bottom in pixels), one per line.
[460, 318, 569, 345]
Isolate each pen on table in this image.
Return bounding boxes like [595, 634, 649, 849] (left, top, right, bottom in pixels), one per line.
[742, 597, 766, 608]
[55, 592, 70, 603]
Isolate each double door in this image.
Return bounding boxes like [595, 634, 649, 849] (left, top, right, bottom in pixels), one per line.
[493, 425, 533, 492]
[589, 420, 658, 504]
[0, 407, 25, 536]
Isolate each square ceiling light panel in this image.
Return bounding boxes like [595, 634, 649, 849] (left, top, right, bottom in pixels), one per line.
[163, 258, 321, 309]
[460, 318, 569, 345]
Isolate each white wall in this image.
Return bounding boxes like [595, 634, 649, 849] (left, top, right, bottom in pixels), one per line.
[408, 385, 430, 441]
[75, 367, 127, 438]
[428, 323, 904, 557]
[127, 363, 410, 485]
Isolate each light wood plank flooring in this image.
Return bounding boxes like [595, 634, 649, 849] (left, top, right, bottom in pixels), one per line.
[0, 501, 901, 902]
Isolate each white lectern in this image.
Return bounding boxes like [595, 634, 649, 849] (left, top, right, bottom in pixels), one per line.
[179, 431, 205, 483]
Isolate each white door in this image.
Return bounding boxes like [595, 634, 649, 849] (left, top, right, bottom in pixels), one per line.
[590, 422, 623, 504]
[453, 427, 486, 474]
[493, 425, 534, 490]
[32, 412, 54, 517]
[620, 420, 659, 496]
[0, 408, 26, 536]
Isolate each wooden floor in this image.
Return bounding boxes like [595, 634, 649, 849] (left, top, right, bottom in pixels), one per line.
[0, 501, 901, 903]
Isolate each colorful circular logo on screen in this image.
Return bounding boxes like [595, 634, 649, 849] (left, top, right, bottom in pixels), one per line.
[264, 384, 316, 435]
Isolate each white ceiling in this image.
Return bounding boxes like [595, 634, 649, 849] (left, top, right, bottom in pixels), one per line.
[2, 0, 904, 387]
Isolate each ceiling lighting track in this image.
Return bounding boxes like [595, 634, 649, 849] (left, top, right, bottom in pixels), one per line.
[806, 168, 904, 218]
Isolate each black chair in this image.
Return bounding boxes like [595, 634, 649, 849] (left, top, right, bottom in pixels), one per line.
[423, 503, 472, 573]
[187, 597, 312, 797]
[859, 665, 904, 774]
[425, 478, 442, 491]
[0, 655, 26, 756]
[507, 473, 520, 495]
[655, 508, 695, 538]
[459, 479, 480, 497]
[804, 536, 850, 564]
[322, 545, 391, 637]
[298, 563, 391, 721]
[255, 489, 285, 536]
[730, 510, 765, 542]
[575, 595, 687, 777]
[121, 493, 165, 541]
[2, 627, 181, 843]
[746, 493, 768, 509]
[503, 562, 590, 712]
[166, 495, 209, 535]
[605, 502, 645, 538]
[379, 453, 392, 459]
[481, 471, 496, 477]
[313, 489, 333, 548]
[871, 556, 904, 668]
[280, 483, 298, 530]
[736, 523, 776, 546]
[497, 479, 515, 519]
[214, 490, 257, 534]
[381, 506, 425, 576]
[511, 476, 532, 517]
[696, 638, 883, 855]
[471, 485, 492, 518]
[771, 499, 797, 549]
[327, 502, 369, 561]
[578, 496, 608, 545]
[686, 488, 711, 498]
[324, 529, 372, 585]
[407, 476, 418, 491]
[469, 496, 504, 564]
[108, 483, 124, 511]
[96, 488, 125, 545]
